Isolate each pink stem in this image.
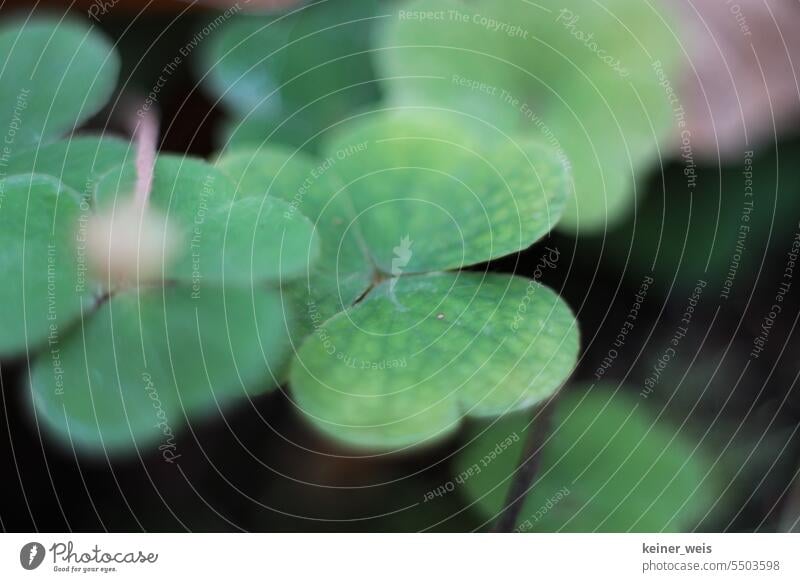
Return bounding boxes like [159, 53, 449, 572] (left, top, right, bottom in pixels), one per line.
[128, 106, 159, 210]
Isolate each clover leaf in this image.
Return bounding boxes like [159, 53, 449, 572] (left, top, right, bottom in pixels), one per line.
[322, 110, 570, 273]
[93, 156, 320, 285]
[291, 272, 578, 450]
[375, 0, 679, 232]
[30, 285, 290, 453]
[455, 387, 718, 531]
[200, 0, 381, 151]
[0, 11, 324, 453]
[0, 18, 119, 148]
[215, 146, 373, 331]
[5, 155, 316, 451]
[607, 144, 800, 297]
[219, 111, 579, 451]
[0, 175, 92, 356]
[3, 135, 135, 195]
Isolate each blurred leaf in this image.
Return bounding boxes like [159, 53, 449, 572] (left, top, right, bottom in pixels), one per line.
[94, 155, 318, 285]
[456, 387, 718, 531]
[215, 146, 372, 327]
[376, 0, 679, 232]
[201, 0, 382, 150]
[0, 18, 119, 148]
[4, 135, 134, 195]
[94, 154, 236, 216]
[0, 175, 91, 357]
[290, 272, 579, 451]
[30, 285, 290, 452]
[171, 196, 320, 286]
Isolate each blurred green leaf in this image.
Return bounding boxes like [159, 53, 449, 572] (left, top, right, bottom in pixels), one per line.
[201, 0, 382, 150]
[216, 146, 372, 327]
[376, 0, 679, 232]
[0, 18, 119, 148]
[456, 387, 718, 531]
[4, 135, 134, 195]
[0, 175, 91, 357]
[94, 155, 318, 285]
[30, 285, 290, 452]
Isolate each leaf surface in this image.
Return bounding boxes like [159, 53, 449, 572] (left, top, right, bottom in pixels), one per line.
[290, 272, 578, 450]
[323, 110, 570, 273]
[456, 388, 716, 531]
[0, 175, 91, 356]
[0, 18, 119, 147]
[30, 285, 290, 452]
[94, 155, 318, 285]
[376, 0, 678, 231]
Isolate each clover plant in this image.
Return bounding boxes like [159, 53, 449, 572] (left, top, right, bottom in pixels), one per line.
[2, 16, 580, 455]
[201, 0, 680, 232]
[456, 386, 719, 532]
[217, 108, 580, 451]
[1, 18, 318, 452]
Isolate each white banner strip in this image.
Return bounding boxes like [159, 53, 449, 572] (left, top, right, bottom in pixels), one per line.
[1, 533, 798, 581]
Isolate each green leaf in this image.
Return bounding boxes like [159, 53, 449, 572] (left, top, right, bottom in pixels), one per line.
[175, 196, 321, 286]
[456, 388, 717, 532]
[322, 110, 570, 273]
[376, 0, 678, 232]
[0, 175, 92, 357]
[200, 0, 381, 150]
[0, 18, 119, 148]
[94, 154, 238, 217]
[215, 147, 373, 322]
[94, 155, 318, 285]
[29, 285, 291, 452]
[4, 135, 134, 195]
[290, 272, 579, 451]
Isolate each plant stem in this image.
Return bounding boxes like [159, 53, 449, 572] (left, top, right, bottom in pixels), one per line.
[129, 106, 158, 210]
[492, 395, 559, 532]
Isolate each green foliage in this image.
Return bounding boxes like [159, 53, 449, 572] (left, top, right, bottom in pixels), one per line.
[375, 0, 679, 232]
[0, 18, 119, 148]
[3, 136, 135, 195]
[93, 156, 319, 285]
[4, 14, 581, 457]
[322, 110, 570, 273]
[220, 112, 579, 451]
[0, 175, 92, 357]
[291, 272, 578, 450]
[30, 285, 289, 452]
[200, 0, 382, 151]
[455, 387, 718, 531]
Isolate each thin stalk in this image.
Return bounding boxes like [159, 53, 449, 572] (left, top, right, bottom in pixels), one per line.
[128, 104, 158, 211]
[492, 395, 559, 532]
